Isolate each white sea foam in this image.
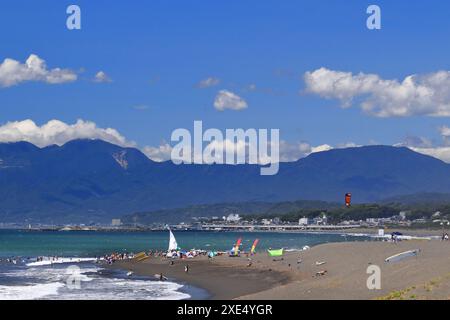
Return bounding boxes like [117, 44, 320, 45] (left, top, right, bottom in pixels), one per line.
[0, 282, 64, 300]
[1, 261, 190, 300]
[64, 278, 191, 300]
[26, 257, 99, 267]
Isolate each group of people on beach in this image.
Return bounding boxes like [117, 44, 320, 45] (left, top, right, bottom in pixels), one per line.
[166, 249, 207, 259]
[103, 252, 133, 264]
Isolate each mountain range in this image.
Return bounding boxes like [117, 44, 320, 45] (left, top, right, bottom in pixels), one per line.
[1, 139, 450, 223]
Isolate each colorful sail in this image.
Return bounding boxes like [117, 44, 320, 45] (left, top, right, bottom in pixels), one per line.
[267, 248, 283, 257]
[233, 238, 242, 256]
[345, 193, 352, 207]
[250, 239, 259, 254]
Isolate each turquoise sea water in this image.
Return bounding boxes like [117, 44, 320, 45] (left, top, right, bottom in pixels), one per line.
[0, 230, 368, 300]
[0, 229, 365, 257]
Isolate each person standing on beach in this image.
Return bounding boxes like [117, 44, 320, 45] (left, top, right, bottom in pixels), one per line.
[184, 265, 189, 273]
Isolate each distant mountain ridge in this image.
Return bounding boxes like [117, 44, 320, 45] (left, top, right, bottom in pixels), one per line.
[1, 139, 450, 223]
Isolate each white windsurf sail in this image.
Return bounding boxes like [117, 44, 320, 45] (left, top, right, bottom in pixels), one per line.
[168, 229, 178, 251]
[385, 249, 420, 263]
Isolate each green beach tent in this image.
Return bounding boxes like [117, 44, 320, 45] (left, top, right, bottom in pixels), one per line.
[267, 248, 284, 257]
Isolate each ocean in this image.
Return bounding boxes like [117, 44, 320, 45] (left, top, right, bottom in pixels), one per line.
[0, 229, 368, 300]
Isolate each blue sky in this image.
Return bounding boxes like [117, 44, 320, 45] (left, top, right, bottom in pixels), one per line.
[1, 0, 450, 161]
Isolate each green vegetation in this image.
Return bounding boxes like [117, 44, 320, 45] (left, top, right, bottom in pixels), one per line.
[122, 200, 339, 224]
[245, 204, 400, 224]
[123, 199, 450, 225]
[377, 287, 414, 300]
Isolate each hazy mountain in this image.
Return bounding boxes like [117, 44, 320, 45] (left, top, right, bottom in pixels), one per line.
[1, 139, 450, 223]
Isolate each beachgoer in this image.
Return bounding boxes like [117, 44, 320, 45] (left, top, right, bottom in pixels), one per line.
[184, 265, 189, 273]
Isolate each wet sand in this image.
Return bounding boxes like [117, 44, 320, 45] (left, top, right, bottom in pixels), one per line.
[112, 240, 450, 300]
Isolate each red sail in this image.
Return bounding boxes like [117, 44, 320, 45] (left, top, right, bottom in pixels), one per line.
[345, 193, 352, 207]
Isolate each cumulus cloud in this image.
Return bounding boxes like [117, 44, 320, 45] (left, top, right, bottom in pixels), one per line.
[0, 54, 77, 87]
[0, 119, 135, 148]
[0, 118, 361, 164]
[93, 71, 112, 83]
[141, 139, 356, 164]
[278, 141, 356, 162]
[195, 139, 351, 164]
[399, 136, 433, 149]
[214, 90, 248, 111]
[197, 77, 220, 88]
[398, 126, 450, 163]
[304, 67, 450, 117]
[410, 146, 450, 163]
[439, 125, 450, 139]
[142, 143, 173, 162]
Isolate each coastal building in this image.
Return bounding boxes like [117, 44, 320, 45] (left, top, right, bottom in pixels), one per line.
[111, 219, 122, 226]
[272, 217, 281, 225]
[226, 213, 241, 223]
[298, 217, 309, 226]
[399, 211, 408, 220]
[313, 214, 328, 225]
[432, 211, 441, 218]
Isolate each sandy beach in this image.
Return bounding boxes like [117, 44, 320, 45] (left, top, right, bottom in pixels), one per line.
[112, 239, 450, 300]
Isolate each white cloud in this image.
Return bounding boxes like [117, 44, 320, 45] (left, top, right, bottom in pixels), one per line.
[278, 141, 356, 162]
[311, 144, 333, 153]
[409, 146, 450, 163]
[197, 77, 220, 88]
[0, 119, 134, 148]
[304, 67, 450, 117]
[214, 90, 248, 111]
[0, 54, 77, 87]
[0, 118, 362, 164]
[93, 71, 112, 83]
[144, 139, 358, 164]
[277, 141, 313, 162]
[397, 136, 433, 149]
[142, 143, 173, 162]
[439, 125, 450, 138]
[398, 126, 450, 163]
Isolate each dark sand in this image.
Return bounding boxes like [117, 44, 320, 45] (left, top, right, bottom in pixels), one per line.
[111, 256, 291, 300]
[112, 240, 450, 300]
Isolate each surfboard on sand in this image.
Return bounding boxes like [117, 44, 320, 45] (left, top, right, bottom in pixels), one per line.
[385, 249, 420, 263]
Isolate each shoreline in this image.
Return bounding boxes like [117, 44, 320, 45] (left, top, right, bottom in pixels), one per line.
[109, 256, 292, 300]
[111, 239, 450, 300]
[3, 227, 448, 236]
